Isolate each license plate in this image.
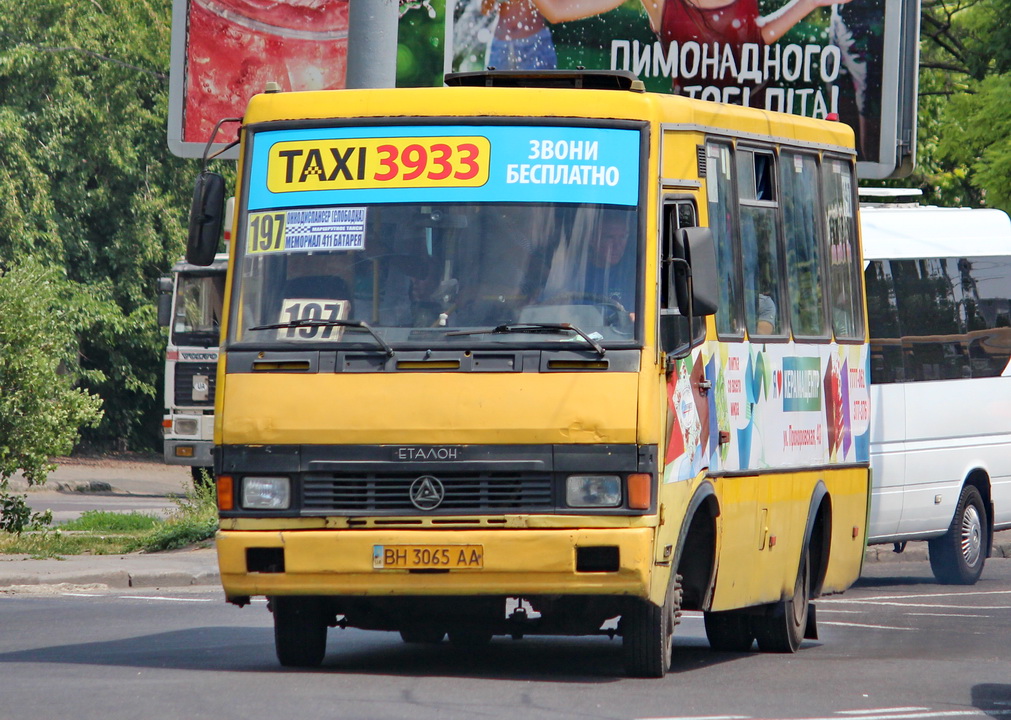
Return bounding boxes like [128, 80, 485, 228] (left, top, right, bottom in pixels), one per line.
[372, 544, 484, 570]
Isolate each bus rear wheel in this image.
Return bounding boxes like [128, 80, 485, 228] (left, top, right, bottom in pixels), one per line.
[704, 609, 755, 652]
[622, 573, 682, 678]
[928, 484, 986, 585]
[271, 596, 328, 667]
[753, 550, 809, 653]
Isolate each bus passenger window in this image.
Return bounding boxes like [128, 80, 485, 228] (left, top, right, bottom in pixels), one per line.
[780, 152, 828, 338]
[738, 149, 783, 338]
[823, 158, 863, 341]
[707, 143, 744, 338]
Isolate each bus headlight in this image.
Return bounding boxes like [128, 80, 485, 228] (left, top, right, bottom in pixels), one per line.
[566, 475, 622, 508]
[242, 477, 291, 510]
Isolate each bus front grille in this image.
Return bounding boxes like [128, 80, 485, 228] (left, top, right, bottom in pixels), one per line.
[302, 473, 554, 513]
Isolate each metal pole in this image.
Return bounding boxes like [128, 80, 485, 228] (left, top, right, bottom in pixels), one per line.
[345, 0, 400, 89]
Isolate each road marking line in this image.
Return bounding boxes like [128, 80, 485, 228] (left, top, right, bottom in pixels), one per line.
[837, 709, 930, 715]
[824, 601, 1009, 610]
[905, 612, 989, 618]
[819, 621, 914, 630]
[117, 595, 215, 602]
[759, 711, 990, 720]
[635, 716, 750, 720]
[822, 590, 1011, 603]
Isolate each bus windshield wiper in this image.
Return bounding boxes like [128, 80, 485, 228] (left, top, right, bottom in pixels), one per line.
[249, 319, 395, 357]
[447, 322, 605, 356]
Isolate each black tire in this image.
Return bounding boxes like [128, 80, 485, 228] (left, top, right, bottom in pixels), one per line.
[928, 485, 987, 585]
[272, 597, 328, 667]
[400, 628, 446, 644]
[623, 573, 682, 678]
[704, 609, 755, 652]
[753, 550, 809, 653]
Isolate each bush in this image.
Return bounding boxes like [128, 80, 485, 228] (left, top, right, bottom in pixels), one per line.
[131, 480, 218, 553]
[0, 259, 105, 533]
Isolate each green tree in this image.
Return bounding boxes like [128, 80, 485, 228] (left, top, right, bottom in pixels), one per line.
[898, 0, 1011, 211]
[0, 0, 197, 451]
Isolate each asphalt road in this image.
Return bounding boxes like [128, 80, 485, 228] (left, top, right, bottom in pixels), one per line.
[1, 559, 1009, 720]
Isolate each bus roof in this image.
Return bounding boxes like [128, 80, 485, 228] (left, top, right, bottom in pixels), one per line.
[860, 206, 1011, 260]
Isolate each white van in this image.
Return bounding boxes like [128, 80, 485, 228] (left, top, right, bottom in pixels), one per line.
[862, 202, 1011, 583]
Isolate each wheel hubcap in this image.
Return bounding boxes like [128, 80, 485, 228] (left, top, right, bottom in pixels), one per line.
[960, 504, 983, 567]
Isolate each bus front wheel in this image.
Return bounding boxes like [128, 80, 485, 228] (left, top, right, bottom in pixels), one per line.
[928, 484, 986, 585]
[753, 550, 809, 653]
[271, 596, 328, 667]
[622, 573, 682, 678]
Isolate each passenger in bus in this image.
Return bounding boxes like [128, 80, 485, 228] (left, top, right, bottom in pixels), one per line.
[756, 292, 777, 335]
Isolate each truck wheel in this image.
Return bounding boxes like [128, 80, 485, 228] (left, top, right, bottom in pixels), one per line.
[272, 597, 328, 667]
[753, 550, 809, 653]
[622, 573, 682, 678]
[928, 485, 986, 585]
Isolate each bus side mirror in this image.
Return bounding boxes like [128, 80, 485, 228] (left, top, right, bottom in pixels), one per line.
[157, 276, 173, 328]
[672, 227, 718, 317]
[187, 171, 225, 266]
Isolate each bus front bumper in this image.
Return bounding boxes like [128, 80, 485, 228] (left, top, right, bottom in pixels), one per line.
[216, 527, 656, 599]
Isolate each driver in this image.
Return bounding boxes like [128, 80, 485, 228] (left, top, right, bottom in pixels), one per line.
[585, 212, 636, 312]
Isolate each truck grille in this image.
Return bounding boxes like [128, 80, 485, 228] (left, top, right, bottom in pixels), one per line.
[302, 472, 554, 513]
[173, 362, 216, 407]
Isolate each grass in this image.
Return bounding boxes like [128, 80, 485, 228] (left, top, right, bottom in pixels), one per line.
[0, 482, 219, 559]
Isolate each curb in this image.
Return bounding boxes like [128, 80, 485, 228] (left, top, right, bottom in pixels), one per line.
[0, 548, 220, 590]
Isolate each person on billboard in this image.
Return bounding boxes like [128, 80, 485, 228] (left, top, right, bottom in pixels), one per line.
[482, 0, 559, 69]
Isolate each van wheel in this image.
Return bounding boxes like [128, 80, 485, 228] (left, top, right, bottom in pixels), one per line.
[623, 573, 682, 678]
[272, 597, 328, 667]
[753, 550, 809, 653]
[704, 609, 755, 652]
[928, 485, 986, 585]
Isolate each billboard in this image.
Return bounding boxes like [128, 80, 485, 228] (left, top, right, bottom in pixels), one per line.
[168, 0, 918, 177]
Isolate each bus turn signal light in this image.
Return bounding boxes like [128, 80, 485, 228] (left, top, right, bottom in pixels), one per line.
[627, 473, 651, 509]
[217, 475, 234, 511]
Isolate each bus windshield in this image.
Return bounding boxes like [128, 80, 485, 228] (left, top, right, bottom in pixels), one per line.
[231, 202, 639, 347]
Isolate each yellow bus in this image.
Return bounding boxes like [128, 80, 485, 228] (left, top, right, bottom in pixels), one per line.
[187, 70, 870, 678]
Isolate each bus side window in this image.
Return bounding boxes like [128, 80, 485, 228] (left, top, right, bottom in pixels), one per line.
[660, 199, 704, 355]
[823, 158, 864, 341]
[737, 149, 785, 339]
[706, 142, 745, 339]
[780, 151, 829, 339]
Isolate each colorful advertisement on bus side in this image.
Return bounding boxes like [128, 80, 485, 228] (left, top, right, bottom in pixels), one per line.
[665, 341, 870, 480]
[245, 124, 642, 212]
